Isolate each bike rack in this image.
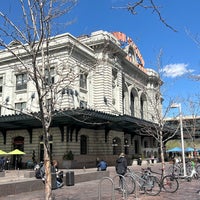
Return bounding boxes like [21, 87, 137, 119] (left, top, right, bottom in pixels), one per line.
[112, 174, 128, 200]
[98, 177, 115, 200]
[98, 175, 128, 200]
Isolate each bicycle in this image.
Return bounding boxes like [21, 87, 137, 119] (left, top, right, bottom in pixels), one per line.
[195, 163, 200, 176]
[124, 168, 161, 196]
[168, 160, 199, 181]
[147, 167, 179, 193]
[167, 161, 183, 178]
[185, 161, 199, 181]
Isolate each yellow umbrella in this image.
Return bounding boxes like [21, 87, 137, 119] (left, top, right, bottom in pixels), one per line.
[8, 149, 25, 169]
[8, 149, 25, 155]
[0, 150, 7, 155]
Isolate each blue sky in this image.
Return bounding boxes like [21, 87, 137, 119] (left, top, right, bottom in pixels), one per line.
[1, 0, 200, 116]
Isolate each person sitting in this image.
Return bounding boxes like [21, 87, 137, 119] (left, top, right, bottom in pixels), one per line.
[97, 159, 107, 171]
[52, 160, 64, 188]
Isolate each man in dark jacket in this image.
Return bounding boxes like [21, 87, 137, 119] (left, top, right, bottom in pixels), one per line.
[115, 153, 127, 191]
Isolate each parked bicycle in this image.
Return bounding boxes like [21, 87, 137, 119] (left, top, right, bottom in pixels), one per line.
[168, 160, 199, 180]
[185, 160, 199, 181]
[167, 161, 184, 178]
[147, 167, 179, 193]
[124, 167, 161, 196]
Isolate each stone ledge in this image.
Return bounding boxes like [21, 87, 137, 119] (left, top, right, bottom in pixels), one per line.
[0, 170, 110, 197]
[72, 170, 109, 183]
[0, 179, 44, 197]
[0, 171, 5, 177]
[24, 171, 35, 178]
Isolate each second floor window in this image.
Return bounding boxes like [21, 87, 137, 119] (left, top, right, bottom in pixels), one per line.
[80, 100, 87, 109]
[16, 73, 27, 90]
[0, 77, 3, 93]
[79, 72, 87, 89]
[15, 102, 26, 114]
[46, 99, 52, 112]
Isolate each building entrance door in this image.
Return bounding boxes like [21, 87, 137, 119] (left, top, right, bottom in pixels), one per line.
[13, 136, 24, 169]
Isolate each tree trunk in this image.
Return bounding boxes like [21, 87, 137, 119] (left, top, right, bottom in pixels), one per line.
[160, 131, 165, 174]
[44, 132, 52, 200]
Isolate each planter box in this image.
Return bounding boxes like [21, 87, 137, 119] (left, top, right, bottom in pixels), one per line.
[62, 160, 76, 169]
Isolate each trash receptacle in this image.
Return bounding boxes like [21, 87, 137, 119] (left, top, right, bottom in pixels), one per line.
[66, 171, 74, 186]
[51, 172, 57, 189]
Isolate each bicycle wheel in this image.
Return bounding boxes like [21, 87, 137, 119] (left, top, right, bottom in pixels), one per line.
[186, 162, 193, 176]
[124, 174, 136, 194]
[168, 165, 181, 177]
[162, 175, 179, 193]
[196, 165, 200, 176]
[143, 176, 161, 196]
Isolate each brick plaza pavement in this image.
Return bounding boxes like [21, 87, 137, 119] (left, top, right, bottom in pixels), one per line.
[1, 163, 200, 200]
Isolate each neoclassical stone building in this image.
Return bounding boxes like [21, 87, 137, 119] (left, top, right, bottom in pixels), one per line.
[0, 30, 161, 168]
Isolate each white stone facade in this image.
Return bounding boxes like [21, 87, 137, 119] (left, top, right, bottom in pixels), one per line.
[0, 30, 161, 167]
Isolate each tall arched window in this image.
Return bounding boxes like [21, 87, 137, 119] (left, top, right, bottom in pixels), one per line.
[134, 140, 139, 154]
[140, 93, 147, 119]
[80, 135, 88, 155]
[130, 88, 138, 117]
[130, 93, 135, 117]
[140, 98, 144, 119]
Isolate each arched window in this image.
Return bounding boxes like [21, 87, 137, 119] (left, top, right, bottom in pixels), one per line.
[140, 93, 147, 119]
[140, 98, 144, 119]
[13, 136, 24, 168]
[130, 93, 135, 116]
[134, 140, 139, 154]
[130, 88, 138, 117]
[80, 135, 88, 155]
[13, 136, 24, 150]
[144, 140, 148, 148]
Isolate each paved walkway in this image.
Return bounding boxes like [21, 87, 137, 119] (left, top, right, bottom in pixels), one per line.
[0, 163, 200, 200]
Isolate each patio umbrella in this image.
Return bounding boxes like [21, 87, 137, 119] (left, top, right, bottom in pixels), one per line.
[7, 149, 25, 155]
[0, 150, 7, 155]
[8, 149, 25, 169]
[166, 147, 182, 153]
[185, 147, 194, 152]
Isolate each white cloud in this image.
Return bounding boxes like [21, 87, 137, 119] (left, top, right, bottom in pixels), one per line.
[161, 63, 193, 78]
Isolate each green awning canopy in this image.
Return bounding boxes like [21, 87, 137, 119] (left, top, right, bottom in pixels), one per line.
[0, 108, 174, 136]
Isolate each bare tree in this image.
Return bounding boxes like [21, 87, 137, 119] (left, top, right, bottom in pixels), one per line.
[0, 1, 78, 199]
[183, 96, 200, 150]
[112, 0, 177, 32]
[137, 50, 179, 172]
[140, 92, 179, 171]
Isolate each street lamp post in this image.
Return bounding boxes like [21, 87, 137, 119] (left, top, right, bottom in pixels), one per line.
[171, 103, 187, 177]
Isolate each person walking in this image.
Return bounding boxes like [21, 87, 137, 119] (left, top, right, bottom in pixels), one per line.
[115, 153, 127, 191]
